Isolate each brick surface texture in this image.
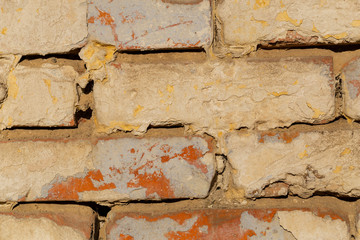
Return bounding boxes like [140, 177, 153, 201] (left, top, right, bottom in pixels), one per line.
[0, 204, 95, 240]
[1, 0, 360, 239]
[107, 208, 349, 240]
[0, 136, 215, 202]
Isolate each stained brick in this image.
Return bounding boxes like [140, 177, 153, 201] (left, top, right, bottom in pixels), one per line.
[107, 208, 349, 240]
[0, 136, 215, 202]
[93, 56, 335, 135]
[0, 0, 87, 55]
[0, 204, 95, 240]
[217, 0, 360, 55]
[87, 0, 211, 50]
[341, 57, 360, 119]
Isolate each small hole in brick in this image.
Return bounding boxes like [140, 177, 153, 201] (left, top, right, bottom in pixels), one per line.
[82, 80, 94, 94]
[75, 108, 93, 122]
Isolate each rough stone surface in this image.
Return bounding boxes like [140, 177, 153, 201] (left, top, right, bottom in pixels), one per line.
[0, 204, 95, 240]
[107, 208, 349, 240]
[342, 57, 360, 119]
[0, 0, 87, 55]
[94, 57, 334, 134]
[226, 129, 360, 198]
[87, 0, 211, 50]
[217, 0, 360, 54]
[0, 136, 215, 202]
[0, 62, 78, 129]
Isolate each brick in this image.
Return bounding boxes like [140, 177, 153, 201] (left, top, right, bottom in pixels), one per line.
[0, 136, 215, 201]
[0, 61, 78, 129]
[217, 0, 360, 54]
[107, 208, 349, 240]
[225, 128, 360, 198]
[94, 57, 334, 134]
[341, 57, 360, 119]
[0, 204, 95, 240]
[0, 0, 87, 55]
[87, 0, 211, 50]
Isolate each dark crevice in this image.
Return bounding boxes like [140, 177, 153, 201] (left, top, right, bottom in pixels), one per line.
[147, 123, 184, 129]
[81, 80, 94, 95]
[236, 126, 249, 131]
[258, 42, 360, 52]
[75, 108, 93, 122]
[209, 172, 220, 193]
[273, 115, 345, 130]
[335, 74, 343, 99]
[254, 191, 360, 202]
[312, 191, 359, 202]
[12, 201, 110, 215]
[114, 198, 193, 205]
[7, 125, 78, 130]
[18, 48, 82, 63]
[118, 48, 205, 55]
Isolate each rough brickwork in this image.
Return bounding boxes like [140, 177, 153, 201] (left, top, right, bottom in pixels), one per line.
[88, 0, 212, 50]
[107, 207, 349, 239]
[0, 62, 78, 129]
[225, 128, 360, 198]
[2, 0, 360, 239]
[217, 0, 360, 55]
[0, 204, 95, 240]
[0, 0, 88, 55]
[93, 57, 334, 134]
[342, 57, 360, 119]
[0, 136, 215, 202]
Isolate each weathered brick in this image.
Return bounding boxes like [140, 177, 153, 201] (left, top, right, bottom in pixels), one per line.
[87, 0, 211, 50]
[341, 57, 360, 119]
[107, 208, 349, 239]
[93, 57, 334, 134]
[225, 128, 360, 198]
[217, 0, 360, 54]
[0, 136, 215, 201]
[0, 61, 78, 129]
[0, 204, 95, 240]
[0, 0, 87, 55]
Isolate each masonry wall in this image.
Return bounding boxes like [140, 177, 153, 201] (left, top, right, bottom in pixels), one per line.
[1, 0, 360, 239]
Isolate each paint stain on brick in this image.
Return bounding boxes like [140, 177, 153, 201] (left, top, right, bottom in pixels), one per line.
[165, 214, 210, 239]
[212, 216, 256, 239]
[259, 132, 299, 144]
[118, 234, 134, 240]
[127, 161, 175, 198]
[40, 170, 116, 200]
[247, 209, 277, 223]
[94, 7, 119, 43]
[159, 145, 208, 173]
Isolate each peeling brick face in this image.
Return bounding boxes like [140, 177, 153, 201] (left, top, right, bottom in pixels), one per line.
[0, 0, 87, 55]
[217, 0, 360, 54]
[107, 208, 349, 240]
[94, 57, 334, 134]
[0, 137, 215, 202]
[0, 205, 95, 240]
[226, 129, 360, 198]
[87, 0, 211, 50]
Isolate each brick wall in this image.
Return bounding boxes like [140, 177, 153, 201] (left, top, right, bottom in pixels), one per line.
[1, 0, 360, 239]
